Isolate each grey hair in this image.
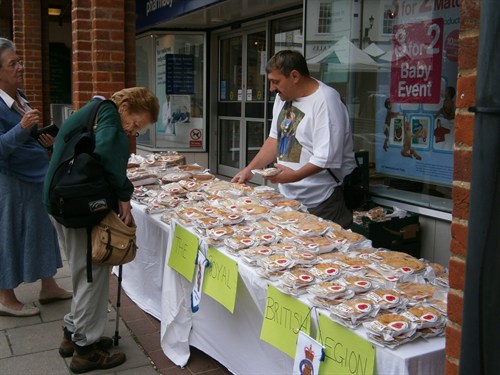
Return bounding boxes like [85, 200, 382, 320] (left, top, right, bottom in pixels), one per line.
[0, 38, 16, 69]
[266, 50, 310, 77]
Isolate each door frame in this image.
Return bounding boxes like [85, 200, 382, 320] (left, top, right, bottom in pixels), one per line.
[212, 25, 268, 179]
[208, 8, 303, 181]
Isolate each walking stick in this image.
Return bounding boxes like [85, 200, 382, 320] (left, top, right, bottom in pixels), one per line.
[112, 264, 123, 346]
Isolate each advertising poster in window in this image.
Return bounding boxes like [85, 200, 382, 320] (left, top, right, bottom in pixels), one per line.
[154, 34, 205, 151]
[375, 2, 459, 186]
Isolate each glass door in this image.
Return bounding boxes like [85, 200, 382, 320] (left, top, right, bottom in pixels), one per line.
[217, 28, 267, 178]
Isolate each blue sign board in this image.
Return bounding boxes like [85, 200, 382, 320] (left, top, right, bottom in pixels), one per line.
[165, 54, 195, 95]
[136, 0, 221, 31]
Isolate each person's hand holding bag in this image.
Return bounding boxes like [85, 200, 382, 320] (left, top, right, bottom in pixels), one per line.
[118, 200, 133, 226]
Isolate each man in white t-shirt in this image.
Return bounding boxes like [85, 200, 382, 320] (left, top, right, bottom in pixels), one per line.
[232, 50, 357, 228]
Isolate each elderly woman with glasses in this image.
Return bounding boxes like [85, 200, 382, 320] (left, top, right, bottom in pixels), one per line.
[0, 37, 72, 317]
[43, 86, 159, 373]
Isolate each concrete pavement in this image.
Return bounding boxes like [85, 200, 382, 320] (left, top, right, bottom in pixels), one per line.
[0, 257, 159, 375]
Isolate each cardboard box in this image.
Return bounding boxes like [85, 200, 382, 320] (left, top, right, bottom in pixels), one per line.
[351, 212, 421, 258]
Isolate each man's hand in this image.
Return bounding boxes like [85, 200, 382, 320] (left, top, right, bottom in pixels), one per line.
[265, 163, 298, 184]
[265, 162, 324, 184]
[231, 168, 254, 184]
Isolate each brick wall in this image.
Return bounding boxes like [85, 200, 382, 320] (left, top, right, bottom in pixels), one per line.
[446, 0, 481, 373]
[124, 0, 137, 151]
[12, 0, 46, 124]
[71, 0, 136, 151]
[72, 0, 125, 108]
[71, 0, 136, 103]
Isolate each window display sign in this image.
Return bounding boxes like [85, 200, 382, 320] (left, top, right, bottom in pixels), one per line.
[162, 95, 191, 136]
[166, 54, 194, 94]
[375, 2, 459, 186]
[390, 18, 443, 104]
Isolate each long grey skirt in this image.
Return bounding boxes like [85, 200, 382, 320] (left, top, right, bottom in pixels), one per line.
[0, 173, 62, 289]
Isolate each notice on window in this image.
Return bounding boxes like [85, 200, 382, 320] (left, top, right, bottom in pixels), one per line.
[390, 18, 443, 104]
[165, 54, 195, 95]
[375, 2, 459, 186]
[150, 34, 206, 151]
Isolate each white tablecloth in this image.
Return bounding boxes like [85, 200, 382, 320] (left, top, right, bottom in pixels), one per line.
[113, 204, 170, 319]
[119, 202, 445, 375]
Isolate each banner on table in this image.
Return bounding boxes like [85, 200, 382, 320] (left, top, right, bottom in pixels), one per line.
[167, 223, 199, 281]
[203, 246, 239, 313]
[317, 313, 375, 375]
[260, 285, 311, 357]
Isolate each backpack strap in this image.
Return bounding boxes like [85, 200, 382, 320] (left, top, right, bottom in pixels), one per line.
[71, 98, 114, 283]
[62, 98, 115, 143]
[84, 98, 105, 133]
[82, 98, 117, 283]
[85, 98, 117, 134]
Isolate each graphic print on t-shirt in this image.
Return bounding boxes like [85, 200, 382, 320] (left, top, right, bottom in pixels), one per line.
[276, 103, 304, 162]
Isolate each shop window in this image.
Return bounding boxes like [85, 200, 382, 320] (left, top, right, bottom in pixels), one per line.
[136, 33, 206, 152]
[318, 3, 333, 34]
[270, 14, 303, 103]
[382, 4, 397, 35]
[304, 0, 460, 213]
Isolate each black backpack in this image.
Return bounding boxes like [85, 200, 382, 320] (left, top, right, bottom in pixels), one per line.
[48, 98, 116, 229]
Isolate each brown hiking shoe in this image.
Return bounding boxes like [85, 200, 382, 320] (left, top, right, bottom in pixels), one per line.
[59, 335, 114, 357]
[69, 347, 126, 374]
[59, 327, 114, 358]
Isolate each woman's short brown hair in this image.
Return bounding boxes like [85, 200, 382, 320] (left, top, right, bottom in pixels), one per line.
[111, 87, 160, 123]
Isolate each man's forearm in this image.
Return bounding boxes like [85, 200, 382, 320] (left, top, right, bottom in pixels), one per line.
[244, 137, 277, 170]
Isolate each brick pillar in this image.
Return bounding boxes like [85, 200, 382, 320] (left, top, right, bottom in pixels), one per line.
[71, 0, 136, 152]
[445, 1, 481, 374]
[124, 0, 137, 151]
[124, 0, 136, 88]
[90, 0, 126, 96]
[11, 0, 46, 125]
[40, 2, 51, 126]
[72, 0, 129, 106]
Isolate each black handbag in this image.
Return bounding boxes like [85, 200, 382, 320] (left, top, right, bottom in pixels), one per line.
[328, 164, 367, 210]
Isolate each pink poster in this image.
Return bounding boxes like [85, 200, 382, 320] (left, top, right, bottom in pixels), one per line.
[390, 18, 444, 104]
